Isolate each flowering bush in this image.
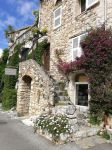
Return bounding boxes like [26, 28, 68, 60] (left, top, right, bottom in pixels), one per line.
[35, 114, 72, 142]
[57, 26, 112, 117]
[57, 56, 85, 75]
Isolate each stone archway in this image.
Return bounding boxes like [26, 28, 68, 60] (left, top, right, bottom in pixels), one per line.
[17, 75, 32, 116]
[17, 59, 54, 116]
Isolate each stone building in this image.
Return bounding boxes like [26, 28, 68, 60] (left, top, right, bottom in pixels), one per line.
[8, 0, 112, 116]
[38, 0, 112, 112]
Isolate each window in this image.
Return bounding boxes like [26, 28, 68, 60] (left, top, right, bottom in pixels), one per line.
[80, 0, 99, 13]
[54, 6, 62, 29]
[72, 33, 87, 60]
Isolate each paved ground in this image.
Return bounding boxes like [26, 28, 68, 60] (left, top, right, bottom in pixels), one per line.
[0, 112, 81, 150]
[0, 111, 112, 150]
[88, 143, 112, 150]
[76, 136, 112, 149]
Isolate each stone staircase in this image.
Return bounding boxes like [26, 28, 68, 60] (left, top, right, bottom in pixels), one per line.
[53, 82, 71, 104]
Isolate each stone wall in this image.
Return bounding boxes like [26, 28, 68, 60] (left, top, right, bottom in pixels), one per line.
[17, 59, 55, 116]
[39, 0, 112, 80]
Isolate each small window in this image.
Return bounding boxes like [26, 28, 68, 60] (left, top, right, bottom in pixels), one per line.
[54, 6, 62, 29]
[72, 33, 87, 60]
[80, 0, 98, 13]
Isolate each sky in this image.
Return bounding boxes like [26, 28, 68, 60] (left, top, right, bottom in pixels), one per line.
[0, 0, 40, 55]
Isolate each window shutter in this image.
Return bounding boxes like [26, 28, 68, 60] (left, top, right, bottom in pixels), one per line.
[73, 48, 79, 60]
[55, 18, 61, 27]
[54, 6, 62, 28]
[77, 47, 83, 57]
[86, 0, 98, 8]
[55, 8, 61, 18]
[73, 37, 78, 48]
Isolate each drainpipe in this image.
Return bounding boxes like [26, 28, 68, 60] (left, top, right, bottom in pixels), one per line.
[104, 0, 107, 29]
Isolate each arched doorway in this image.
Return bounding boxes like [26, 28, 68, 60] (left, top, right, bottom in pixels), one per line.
[21, 75, 32, 115]
[75, 74, 89, 107]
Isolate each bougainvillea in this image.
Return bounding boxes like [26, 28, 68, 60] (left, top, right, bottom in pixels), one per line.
[58, 26, 112, 116]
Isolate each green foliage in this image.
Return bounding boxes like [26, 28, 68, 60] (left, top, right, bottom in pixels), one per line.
[102, 130, 110, 140]
[35, 40, 48, 65]
[0, 49, 9, 102]
[89, 114, 102, 125]
[35, 114, 71, 142]
[5, 25, 14, 38]
[2, 88, 17, 110]
[41, 28, 47, 35]
[2, 44, 20, 109]
[28, 40, 49, 65]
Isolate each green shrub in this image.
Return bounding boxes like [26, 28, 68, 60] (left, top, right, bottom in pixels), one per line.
[2, 44, 20, 110]
[0, 49, 9, 98]
[2, 88, 17, 110]
[102, 130, 110, 140]
[89, 114, 102, 125]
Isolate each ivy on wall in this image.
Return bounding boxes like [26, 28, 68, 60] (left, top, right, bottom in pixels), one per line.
[28, 40, 49, 65]
[2, 44, 21, 109]
[0, 49, 9, 102]
[1, 41, 49, 109]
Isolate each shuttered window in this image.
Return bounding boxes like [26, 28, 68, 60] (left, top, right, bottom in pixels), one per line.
[80, 0, 99, 12]
[72, 33, 87, 60]
[54, 6, 62, 29]
[86, 0, 98, 9]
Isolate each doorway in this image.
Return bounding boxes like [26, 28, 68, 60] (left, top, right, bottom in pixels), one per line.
[76, 83, 88, 106]
[75, 74, 89, 107]
[22, 75, 32, 115]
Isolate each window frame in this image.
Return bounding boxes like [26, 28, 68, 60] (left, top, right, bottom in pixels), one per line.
[71, 33, 87, 60]
[80, 0, 99, 13]
[86, 0, 99, 9]
[75, 82, 89, 106]
[53, 6, 62, 29]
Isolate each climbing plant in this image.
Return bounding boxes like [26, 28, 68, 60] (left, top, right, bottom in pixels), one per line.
[2, 44, 21, 109]
[27, 40, 49, 65]
[0, 49, 9, 102]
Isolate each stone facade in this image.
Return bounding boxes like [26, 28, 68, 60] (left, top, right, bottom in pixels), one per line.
[8, 26, 33, 58]
[39, 0, 112, 107]
[39, 0, 112, 80]
[17, 59, 55, 116]
[16, 0, 112, 115]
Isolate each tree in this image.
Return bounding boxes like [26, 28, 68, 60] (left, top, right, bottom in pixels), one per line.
[0, 49, 9, 102]
[5, 25, 14, 38]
